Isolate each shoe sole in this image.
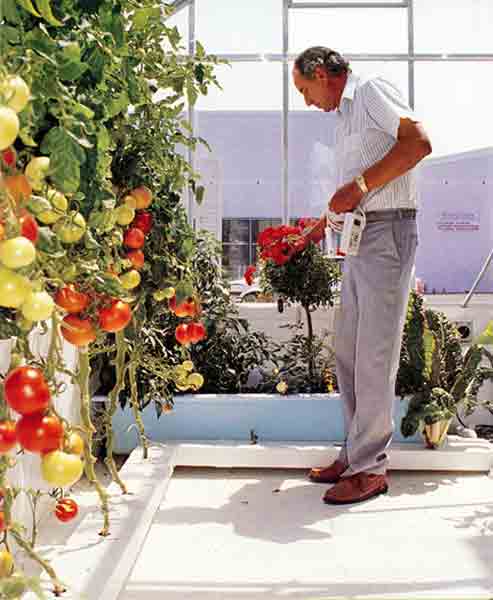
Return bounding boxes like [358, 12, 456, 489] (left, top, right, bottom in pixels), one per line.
[323, 484, 389, 505]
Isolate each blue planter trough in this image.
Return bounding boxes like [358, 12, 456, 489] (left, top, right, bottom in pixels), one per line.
[101, 393, 421, 454]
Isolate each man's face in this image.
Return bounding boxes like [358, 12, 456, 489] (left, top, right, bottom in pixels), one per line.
[292, 66, 346, 112]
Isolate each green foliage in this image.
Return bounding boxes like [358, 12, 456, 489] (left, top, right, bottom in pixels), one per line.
[398, 291, 492, 438]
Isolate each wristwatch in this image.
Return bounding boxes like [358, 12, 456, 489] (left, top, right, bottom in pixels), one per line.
[354, 174, 369, 194]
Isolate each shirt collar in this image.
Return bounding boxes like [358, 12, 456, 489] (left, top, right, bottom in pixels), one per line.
[337, 72, 359, 114]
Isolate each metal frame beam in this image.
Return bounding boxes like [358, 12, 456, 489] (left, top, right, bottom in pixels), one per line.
[289, 1, 408, 7]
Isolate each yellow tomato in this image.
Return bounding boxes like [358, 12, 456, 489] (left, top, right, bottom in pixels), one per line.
[115, 204, 135, 226]
[182, 360, 194, 372]
[0, 237, 36, 269]
[65, 432, 84, 455]
[187, 373, 204, 390]
[25, 157, 50, 190]
[0, 550, 13, 577]
[0, 75, 30, 113]
[41, 450, 84, 487]
[21, 290, 54, 322]
[120, 269, 141, 289]
[123, 195, 137, 209]
[0, 106, 19, 151]
[0, 267, 31, 308]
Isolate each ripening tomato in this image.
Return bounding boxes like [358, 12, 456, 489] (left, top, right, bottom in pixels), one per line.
[21, 290, 54, 322]
[55, 285, 89, 314]
[19, 209, 38, 243]
[65, 432, 84, 455]
[0, 107, 19, 151]
[0, 421, 17, 453]
[55, 497, 79, 523]
[54, 212, 86, 244]
[0, 549, 13, 577]
[115, 204, 135, 226]
[0, 75, 30, 113]
[41, 450, 84, 487]
[175, 323, 190, 346]
[120, 269, 141, 290]
[98, 300, 132, 332]
[4, 365, 50, 416]
[0, 266, 31, 308]
[130, 186, 152, 209]
[169, 296, 197, 318]
[132, 211, 153, 234]
[4, 173, 31, 204]
[187, 372, 204, 390]
[16, 413, 64, 454]
[123, 227, 145, 249]
[0, 236, 36, 269]
[187, 321, 207, 344]
[61, 315, 96, 346]
[0, 511, 5, 532]
[126, 249, 144, 270]
[24, 156, 50, 191]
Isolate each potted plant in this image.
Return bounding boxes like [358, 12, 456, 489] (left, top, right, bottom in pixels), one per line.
[397, 291, 493, 448]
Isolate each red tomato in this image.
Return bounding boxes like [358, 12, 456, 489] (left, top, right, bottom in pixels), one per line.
[123, 227, 145, 249]
[169, 296, 197, 318]
[132, 211, 153, 234]
[16, 413, 64, 454]
[175, 323, 190, 345]
[188, 321, 207, 344]
[98, 300, 132, 332]
[0, 421, 17, 453]
[4, 366, 50, 416]
[1, 147, 17, 169]
[55, 497, 79, 523]
[4, 174, 32, 203]
[126, 249, 144, 270]
[0, 511, 5, 532]
[61, 315, 96, 346]
[19, 209, 38, 243]
[55, 285, 90, 314]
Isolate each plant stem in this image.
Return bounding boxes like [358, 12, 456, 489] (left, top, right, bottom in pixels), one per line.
[129, 359, 149, 459]
[78, 346, 110, 536]
[303, 303, 315, 384]
[104, 331, 128, 494]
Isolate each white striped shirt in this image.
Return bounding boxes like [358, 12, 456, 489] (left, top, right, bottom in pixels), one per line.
[335, 72, 418, 211]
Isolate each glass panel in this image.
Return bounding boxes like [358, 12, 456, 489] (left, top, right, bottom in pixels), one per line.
[290, 8, 408, 54]
[222, 219, 250, 244]
[415, 62, 493, 157]
[414, 0, 493, 54]
[196, 62, 282, 111]
[222, 244, 251, 280]
[196, 0, 282, 54]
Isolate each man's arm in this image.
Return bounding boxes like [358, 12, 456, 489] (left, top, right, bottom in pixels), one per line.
[363, 118, 432, 192]
[329, 118, 432, 214]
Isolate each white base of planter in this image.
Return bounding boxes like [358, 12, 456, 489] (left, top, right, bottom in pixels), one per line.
[27, 437, 493, 600]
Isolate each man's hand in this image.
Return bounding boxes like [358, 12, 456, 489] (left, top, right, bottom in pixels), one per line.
[329, 181, 364, 214]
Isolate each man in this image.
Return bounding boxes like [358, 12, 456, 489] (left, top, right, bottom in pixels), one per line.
[292, 47, 432, 505]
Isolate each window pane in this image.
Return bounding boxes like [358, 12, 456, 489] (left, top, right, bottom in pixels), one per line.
[196, 0, 282, 54]
[415, 62, 493, 157]
[414, 0, 493, 54]
[222, 219, 249, 244]
[290, 8, 408, 54]
[197, 63, 282, 111]
[222, 244, 251, 280]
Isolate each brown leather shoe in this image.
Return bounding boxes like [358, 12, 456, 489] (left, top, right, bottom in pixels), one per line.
[309, 459, 347, 484]
[323, 472, 388, 505]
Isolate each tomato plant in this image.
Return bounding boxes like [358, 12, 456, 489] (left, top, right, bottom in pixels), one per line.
[55, 285, 90, 314]
[0, 421, 17, 453]
[132, 211, 153, 234]
[126, 249, 144, 270]
[61, 315, 96, 346]
[55, 498, 79, 523]
[16, 413, 64, 454]
[4, 366, 50, 416]
[123, 227, 145, 249]
[98, 300, 132, 333]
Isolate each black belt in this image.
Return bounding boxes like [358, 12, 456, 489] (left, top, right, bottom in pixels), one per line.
[365, 209, 416, 223]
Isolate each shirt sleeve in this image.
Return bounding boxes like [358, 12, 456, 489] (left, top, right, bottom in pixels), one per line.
[361, 77, 418, 139]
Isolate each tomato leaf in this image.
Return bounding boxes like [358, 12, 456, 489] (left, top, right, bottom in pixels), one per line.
[194, 185, 205, 206]
[34, 0, 62, 26]
[2, 0, 21, 23]
[37, 227, 66, 257]
[15, 0, 41, 17]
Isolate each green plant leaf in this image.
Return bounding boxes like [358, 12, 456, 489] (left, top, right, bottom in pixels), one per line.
[16, 0, 41, 17]
[34, 0, 62, 25]
[194, 185, 205, 206]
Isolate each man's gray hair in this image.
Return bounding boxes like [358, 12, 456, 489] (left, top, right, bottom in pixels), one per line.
[294, 47, 350, 79]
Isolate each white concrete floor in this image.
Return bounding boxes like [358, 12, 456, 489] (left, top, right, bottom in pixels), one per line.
[120, 467, 493, 600]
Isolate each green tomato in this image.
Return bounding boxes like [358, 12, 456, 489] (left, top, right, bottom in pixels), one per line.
[0, 237, 36, 269]
[37, 209, 62, 224]
[41, 450, 84, 487]
[0, 106, 19, 151]
[120, 269, 141, 289]
[0, 266, 31, 308]
[21, 290, 54, 321]
[54, 212, 86, 244]
[25, 156, 50, 191]
[61, 264, 78, 282]
[27, 195, 51, 215]
[115, 204, 135, 226]
[48, 189, 68, 211]
[154, 286, 175, 301]
[187, 373, 204, 390]
[0, 75, 30, 113]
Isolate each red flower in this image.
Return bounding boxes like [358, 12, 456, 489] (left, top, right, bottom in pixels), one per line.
[244, 265, 257, 285]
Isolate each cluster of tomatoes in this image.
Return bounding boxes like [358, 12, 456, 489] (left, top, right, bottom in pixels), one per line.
[168, 294, 207, 347]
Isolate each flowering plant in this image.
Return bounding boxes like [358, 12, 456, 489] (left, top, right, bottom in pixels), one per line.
[244, 218, 341, 392]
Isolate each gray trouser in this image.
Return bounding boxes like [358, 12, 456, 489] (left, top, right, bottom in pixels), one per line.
[335, 214, 418, 476]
